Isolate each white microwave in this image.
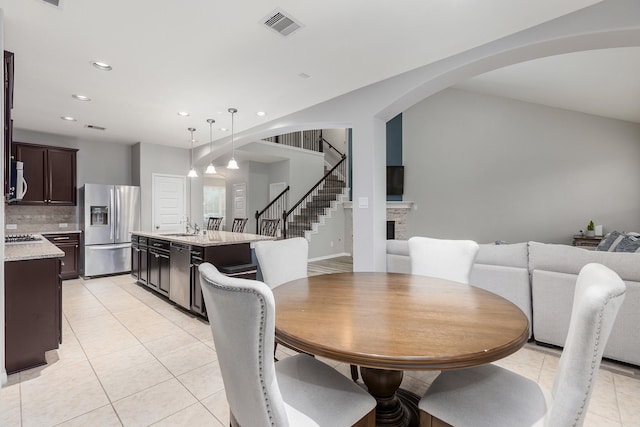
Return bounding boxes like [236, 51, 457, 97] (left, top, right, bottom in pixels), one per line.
[8, 160, 28, 202]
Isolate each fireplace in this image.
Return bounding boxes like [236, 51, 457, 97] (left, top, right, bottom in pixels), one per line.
[387, 221, 395, 240]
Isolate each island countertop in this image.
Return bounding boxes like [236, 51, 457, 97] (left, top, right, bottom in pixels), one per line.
[4, 234, 65, 262]
[132, 230, 276, 246]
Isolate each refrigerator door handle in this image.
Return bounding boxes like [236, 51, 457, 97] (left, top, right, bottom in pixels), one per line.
[88, 243, 132, 250]
[110, 187, 114, 240]
[115, 187, 120, 239]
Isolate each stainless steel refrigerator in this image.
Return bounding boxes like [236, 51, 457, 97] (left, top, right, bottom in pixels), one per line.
[81, 184, 141, 277]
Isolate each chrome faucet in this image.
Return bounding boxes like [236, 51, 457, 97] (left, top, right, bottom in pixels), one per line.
[184, 217, 200, 235]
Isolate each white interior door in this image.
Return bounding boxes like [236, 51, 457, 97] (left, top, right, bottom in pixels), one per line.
[152, 174, 186, 232]
[232, 183, 247, 222]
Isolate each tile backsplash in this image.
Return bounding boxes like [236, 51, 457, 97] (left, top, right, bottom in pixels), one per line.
[4, 205, 78, 233]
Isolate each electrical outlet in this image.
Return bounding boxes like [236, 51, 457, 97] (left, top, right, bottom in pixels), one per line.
[59, 223, 68, 228]
[6, 224, 17, 230]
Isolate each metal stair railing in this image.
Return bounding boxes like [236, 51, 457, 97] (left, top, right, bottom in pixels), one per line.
[282, 155, 347, 239]
[319, 130, 344, 158]
[255, 186, 290, 235]
[264, 129, 346, 159]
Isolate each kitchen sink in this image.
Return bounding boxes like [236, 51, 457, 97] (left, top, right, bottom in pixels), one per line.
[160, 233, 198, 237]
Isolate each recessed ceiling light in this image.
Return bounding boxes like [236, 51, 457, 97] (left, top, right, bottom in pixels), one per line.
[72, 94, 91, 101]
[91, 61, 112, 71]
[61, 116, 77, 121]
[219, 127, 228, 132]
[177, 111, 190, 117]
[256, 111, 267, 117]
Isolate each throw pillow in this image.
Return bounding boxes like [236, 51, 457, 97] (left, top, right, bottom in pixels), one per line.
[596, 231, 623, 252]
[614, 235, 640, 253]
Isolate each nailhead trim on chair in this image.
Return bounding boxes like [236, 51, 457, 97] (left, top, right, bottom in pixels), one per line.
[571, 290, 624, 427]
[204, 278, 276, 427]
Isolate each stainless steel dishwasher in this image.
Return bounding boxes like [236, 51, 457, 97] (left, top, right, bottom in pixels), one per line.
[169, 242, 191, 309]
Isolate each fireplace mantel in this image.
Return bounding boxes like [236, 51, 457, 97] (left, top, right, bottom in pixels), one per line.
[343, 201, 413, 240]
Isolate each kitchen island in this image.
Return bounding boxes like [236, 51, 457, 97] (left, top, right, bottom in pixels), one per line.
[131, 230, 275, 317]
[4, 235, 64, 373]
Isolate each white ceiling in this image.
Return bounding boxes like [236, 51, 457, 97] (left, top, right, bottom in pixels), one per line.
[3, 0, 630, 151]
[455, 47, 640, 124]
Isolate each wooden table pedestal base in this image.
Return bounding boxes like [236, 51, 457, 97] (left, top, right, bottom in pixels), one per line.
[361, 367, 420, 427]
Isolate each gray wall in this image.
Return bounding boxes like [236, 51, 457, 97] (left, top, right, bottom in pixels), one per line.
[403, 88, 640, 244]
[136, 142, 190, 232]
[247, 162, 270, 234]
[240, 141, 325, 202]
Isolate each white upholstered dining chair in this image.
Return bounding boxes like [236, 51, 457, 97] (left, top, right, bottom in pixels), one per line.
[418, 262, 626, 427]
[198, 263, 376, 427]
[254, 237, 308, 289]
[408, 236, 479, 284]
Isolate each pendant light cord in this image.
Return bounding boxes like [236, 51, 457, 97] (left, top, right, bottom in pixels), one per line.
[208, 119, 214, 152]
[189, 128, 195, 166]
[230, 109, 235, 158]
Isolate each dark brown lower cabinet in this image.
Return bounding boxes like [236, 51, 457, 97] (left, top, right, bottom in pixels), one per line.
[5, 257, 62, 374]
[44, 233, 80, 279]
[130, 235, 256, 319]
[148, 245, 170, 297]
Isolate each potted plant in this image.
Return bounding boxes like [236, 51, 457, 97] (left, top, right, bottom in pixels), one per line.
[586, 220, 596, 237]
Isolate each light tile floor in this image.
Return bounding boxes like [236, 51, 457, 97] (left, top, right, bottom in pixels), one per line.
[1, 268, 639, 426]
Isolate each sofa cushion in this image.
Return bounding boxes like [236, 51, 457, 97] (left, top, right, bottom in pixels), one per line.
[531, 269, 640, 366]
[475, 242, 528, 269]
[596, 231, 623, 251]
[470, 264, 532, 337]
[614, 235, 640, 253]
[386, 240, 411, 273]
[596, 231, 640, 252]
[387, 239, 410, 256]
[528, 241, 640, 282]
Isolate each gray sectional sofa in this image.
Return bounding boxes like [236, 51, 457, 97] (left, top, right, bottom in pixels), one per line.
[386, 239, 640, 366]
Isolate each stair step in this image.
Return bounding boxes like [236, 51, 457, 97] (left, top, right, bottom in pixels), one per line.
[282, 162, 347, 239]
[317, 188, 344, 195]
[293, 215, 320, 223]
[287, 223, 312, 229]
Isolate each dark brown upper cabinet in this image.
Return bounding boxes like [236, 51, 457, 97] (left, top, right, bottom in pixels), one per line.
[4, 50, 15, 195]
[12, 142, 78, 205]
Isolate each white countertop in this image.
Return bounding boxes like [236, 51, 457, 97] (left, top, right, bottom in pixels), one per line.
[4, 234, 65, 262]
[133, 230, 276, 247]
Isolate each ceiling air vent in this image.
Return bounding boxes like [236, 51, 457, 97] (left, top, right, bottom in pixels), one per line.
[41, 0, 60, 6]
[85, 124, 106, 131]
[262, 9, 303, 37]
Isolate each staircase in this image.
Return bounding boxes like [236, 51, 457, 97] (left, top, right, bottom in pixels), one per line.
[255, 130, 348, 240]
[285, 167, 347, 238]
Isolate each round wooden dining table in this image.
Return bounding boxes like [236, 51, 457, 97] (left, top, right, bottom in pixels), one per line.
[273, 272, 529, 427]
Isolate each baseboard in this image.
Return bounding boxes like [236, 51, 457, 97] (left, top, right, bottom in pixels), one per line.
[308, 252, 351, 262]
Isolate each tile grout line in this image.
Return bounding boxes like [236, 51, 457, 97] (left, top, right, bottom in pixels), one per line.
[85, 276, 223, 426]
[61, 280, 125, 426]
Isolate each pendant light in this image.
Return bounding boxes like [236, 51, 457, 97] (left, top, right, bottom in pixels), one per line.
[205, 119, 217, 174]
[187, 127, 198, 178]
[227, 108, 239, 170]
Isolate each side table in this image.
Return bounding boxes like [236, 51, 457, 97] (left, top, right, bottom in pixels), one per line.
[572, 235, 603, 249]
